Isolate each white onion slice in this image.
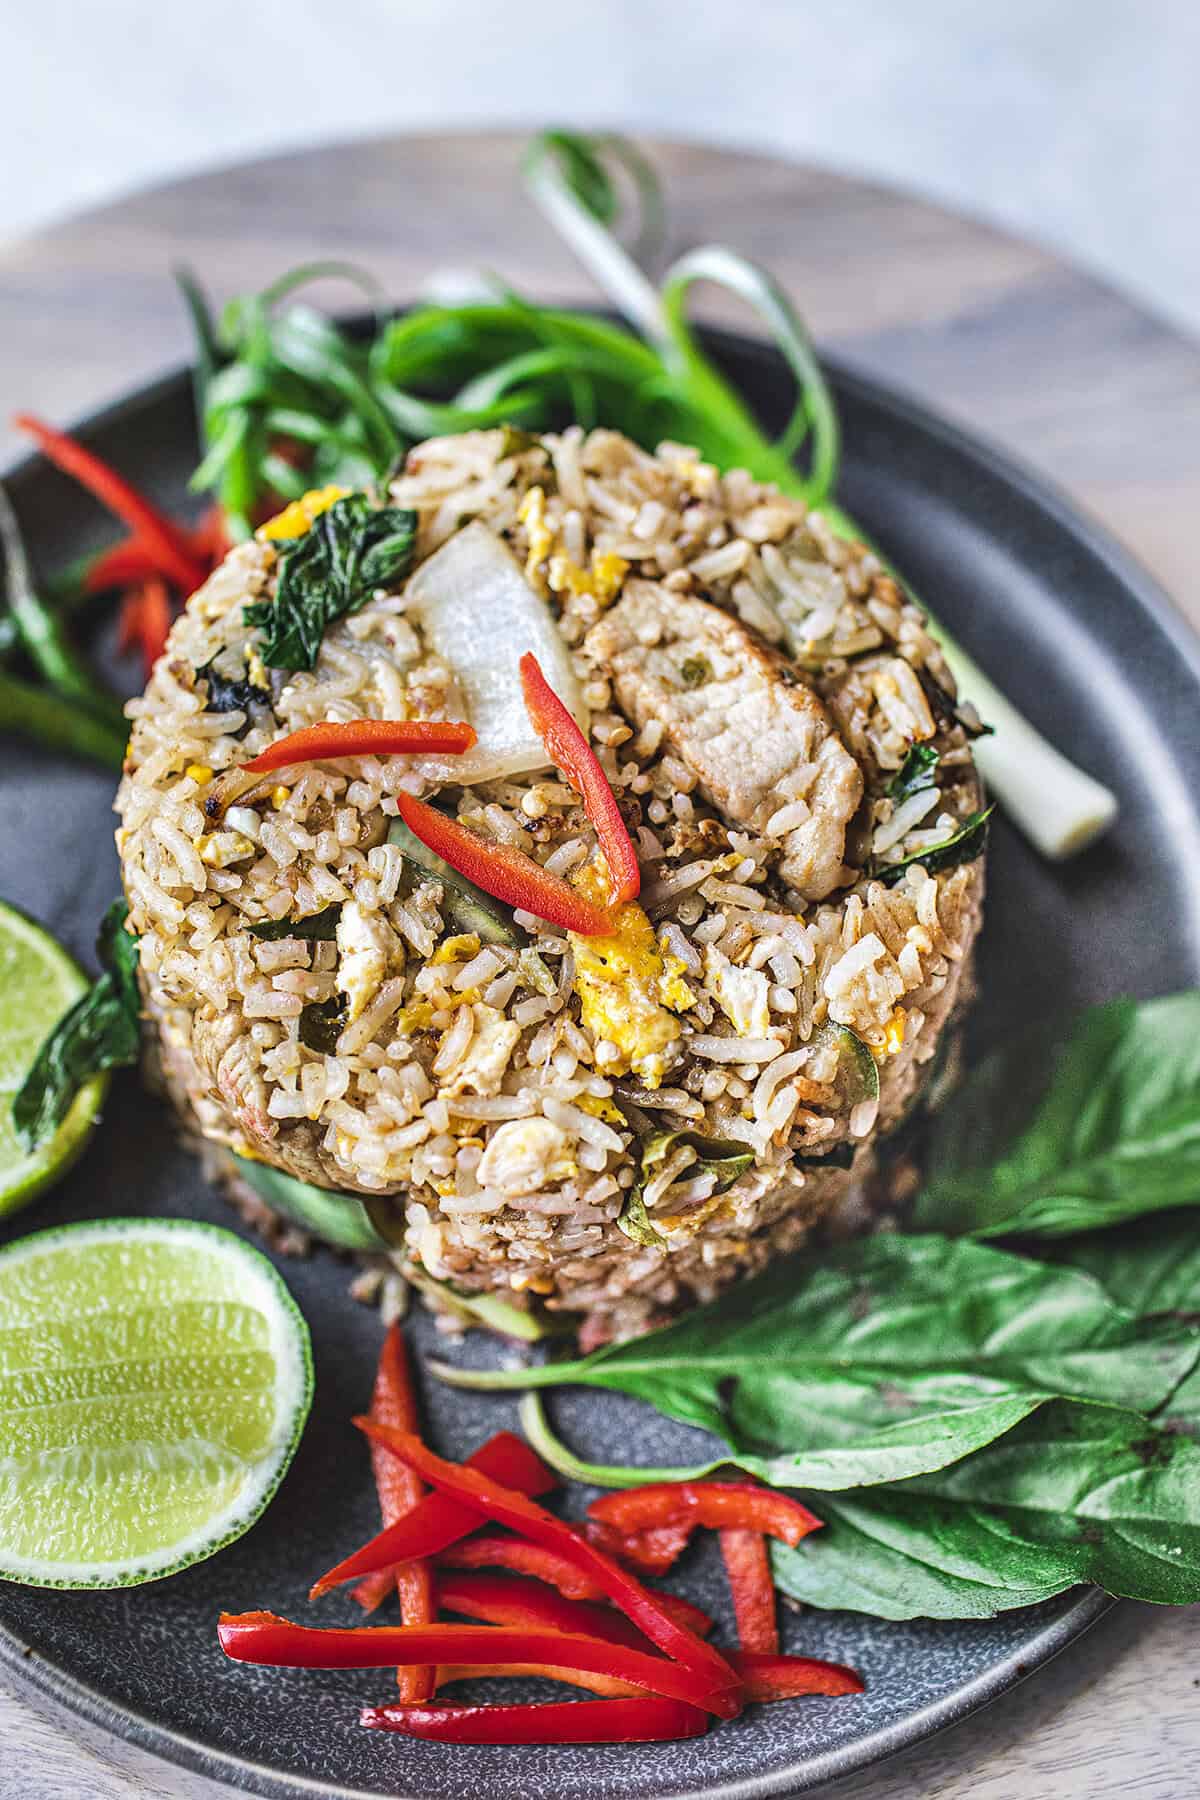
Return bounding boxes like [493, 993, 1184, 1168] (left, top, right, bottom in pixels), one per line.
[405, 522, 586, 784]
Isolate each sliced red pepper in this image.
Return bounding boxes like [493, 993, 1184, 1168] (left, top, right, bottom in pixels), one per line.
[242, 718, 476, 775]
[86, 538, 165, 596]
[434, 1661, 642, 1700]
[14, 413, 209, 595]
[719, 1529, 779, 1655]
[396, 791, 614, 937]
[519, 652, 640, 904]
[365, 1326, 434, 1702]
[726, 1651, 864, 1701]
[313, 1430, 554, 1601]
[217, 1613, 724, 1714]
[437, 1530, 608, 1599]
[584, 1518, 694, 1576]
[590, 1482, 823, 1548]
[435, 1534, 712, 1636]
[116, 578, 173, 680]
[359, 1696, 708, 1744]
[355, 1420, 741, 1714]
[435, 1569, 712, 1654]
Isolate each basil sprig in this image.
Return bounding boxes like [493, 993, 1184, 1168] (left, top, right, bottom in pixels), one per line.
[13, 900, 141, 1149]
[245, 495, 416, 672]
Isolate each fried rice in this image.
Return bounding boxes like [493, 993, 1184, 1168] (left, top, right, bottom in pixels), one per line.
[117, 428, 986, 1345]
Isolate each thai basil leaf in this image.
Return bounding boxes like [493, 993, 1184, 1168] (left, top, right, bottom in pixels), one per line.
[434, 1234, 1200, 1490]
[872, 805, 992, 886]
[915, 993, 1200, 1240]
[387, 819, 520, 947]
[247, 905, 341, 943]
[773, 1401, 1200, 1617]
[886, 743, 938, 803]
[245, 495, 416, 671]
[12, 900, 141, 1149]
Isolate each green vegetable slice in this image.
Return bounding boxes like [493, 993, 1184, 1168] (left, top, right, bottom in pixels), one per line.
[13, 899, 140, 1153]
[387, 819, 522, 946]
[403, 1262, 556, 1343]
[246, 905, 341, 943]
[231, 1156, 399, 1254]
[616, 1131, 754, 1250]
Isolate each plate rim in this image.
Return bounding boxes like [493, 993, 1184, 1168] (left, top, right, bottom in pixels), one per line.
[0, 323, 1192, 1798]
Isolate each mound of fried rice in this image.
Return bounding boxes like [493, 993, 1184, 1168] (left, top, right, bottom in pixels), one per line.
[117, 428, 985, 1345]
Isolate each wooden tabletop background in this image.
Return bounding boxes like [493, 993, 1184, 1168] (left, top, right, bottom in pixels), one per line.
[1, 131, 1198, 1799]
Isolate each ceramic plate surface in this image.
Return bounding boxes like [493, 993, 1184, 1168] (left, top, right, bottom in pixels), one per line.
[3, 324, 1198, 1797]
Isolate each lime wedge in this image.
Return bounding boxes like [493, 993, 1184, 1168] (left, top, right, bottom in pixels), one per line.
[0, 1217, 313, 1587]
[0, 900, 108, 1217]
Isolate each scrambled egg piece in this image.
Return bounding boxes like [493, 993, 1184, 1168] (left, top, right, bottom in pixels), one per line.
[336, 901, 399, 1023]
[704, 943, 771, 1038]
[444, 1004, 522, 1097]
[476, 1117, 576, 1196]
[194, 830, 255, 868]
[432, 933, 481, 966]
[881, 1007, 906, 1056]
[570, 865, 692, 1088]
[517, 486, 554, 582]
[257, 484, 347, 542]
[517, 486, 628, 606]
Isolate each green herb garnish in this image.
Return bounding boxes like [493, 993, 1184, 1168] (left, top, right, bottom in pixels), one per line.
[13, 900, 140, 1149]
[872, 805, 992, 886]
[916, 991, 1200, 1240]
[886, 743, 939, 803]
[244, 495, 416, 672]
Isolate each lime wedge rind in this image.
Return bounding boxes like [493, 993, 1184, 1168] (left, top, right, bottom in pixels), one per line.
[0, 1217, 313, 1588]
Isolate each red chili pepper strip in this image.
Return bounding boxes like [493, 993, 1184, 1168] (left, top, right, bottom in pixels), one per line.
[13, 414, 209, 595]
[583, 1518, 693, 1576]
[217, 1614, 724, 1713]
[519, 652, 640, 904]
[435, 1536, 713, 1636]
[719, 1529, 779, 1655]
[85, 539, 166, 595]
[359, 1696, 708, 1744]
[590, 1482, 823, 1548]
[365, 1326, 434, 1701]
[242, 718, 475, 775]
[435, 1569, 713, 1657]
[438, 1531, 608, 1599]
[116, 579, 172, 680]
[355, 1420, 741, 1714]
[314, 1430, 554, 1601]
[726, 1651, 864, 1702]
[396, 792, 614, 937]
[434, 1662, 643, 1700]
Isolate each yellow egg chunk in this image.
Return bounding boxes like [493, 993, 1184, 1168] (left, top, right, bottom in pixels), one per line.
[257, 485, 348, 543]
[570, 864, 692, 1088]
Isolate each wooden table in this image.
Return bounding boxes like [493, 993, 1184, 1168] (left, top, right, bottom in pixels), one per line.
[1, 131, 1198, 1799]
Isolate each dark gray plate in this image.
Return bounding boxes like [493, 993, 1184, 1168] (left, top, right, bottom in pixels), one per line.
[2, 324, 1199, 1799]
